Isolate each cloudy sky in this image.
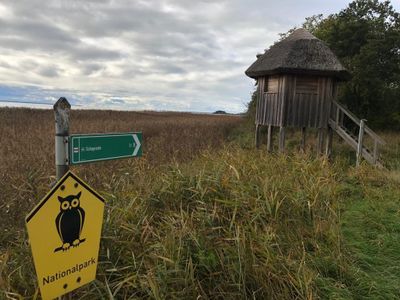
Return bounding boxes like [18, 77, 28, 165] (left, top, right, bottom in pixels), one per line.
[0, 0, 399, 112]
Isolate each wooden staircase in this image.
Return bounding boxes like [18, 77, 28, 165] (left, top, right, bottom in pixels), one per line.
[329, 100, 385, 166]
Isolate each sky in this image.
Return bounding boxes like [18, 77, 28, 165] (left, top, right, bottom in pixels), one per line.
[0, 0, 399, 113]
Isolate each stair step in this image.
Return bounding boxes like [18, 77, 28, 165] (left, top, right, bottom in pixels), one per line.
[340, 126, 358, 140]
[337, 126, 374, 153]
[328, 117, 384, 167]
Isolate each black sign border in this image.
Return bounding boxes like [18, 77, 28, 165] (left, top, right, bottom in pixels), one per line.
[26, 171, 105, 223]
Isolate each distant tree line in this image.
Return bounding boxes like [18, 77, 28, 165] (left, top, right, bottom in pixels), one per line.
[248, 0, 400, 130]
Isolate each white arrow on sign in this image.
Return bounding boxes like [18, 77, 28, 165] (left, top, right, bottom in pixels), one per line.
[132, 134, 141, 156]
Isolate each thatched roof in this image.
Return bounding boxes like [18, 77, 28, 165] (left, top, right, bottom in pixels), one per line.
[245, 28, 349, 80]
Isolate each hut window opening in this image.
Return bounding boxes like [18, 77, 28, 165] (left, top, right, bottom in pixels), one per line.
[266, 76, 279, 93]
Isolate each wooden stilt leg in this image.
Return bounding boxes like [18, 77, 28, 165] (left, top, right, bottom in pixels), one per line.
[317, 128, 325, 155]
[373, 140, 379, 165]
[356, 119, 366, 167]
[300, 127, 306, 152]
[267, 125, 273, 152]
[325, 127, 333, 159]
[279, 126, 285, 153]
[255, 124, 261, 148]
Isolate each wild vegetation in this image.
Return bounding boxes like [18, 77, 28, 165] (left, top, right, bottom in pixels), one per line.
[0, 107, 241, 232]
[1, 107, 400, 299]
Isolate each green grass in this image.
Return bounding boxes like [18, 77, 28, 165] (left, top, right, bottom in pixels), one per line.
[232, 124, 400, 299]
[339, 167, 400, 299]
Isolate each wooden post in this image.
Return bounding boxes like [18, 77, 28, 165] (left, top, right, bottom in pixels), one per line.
[317, 129, 325, 155]
[335, 106, 340, 129]
[279, 126, 285, 153]
[300, 127, 306, 152]
[356, 119, 366, 167]
[339, 110, 344, 128]
[267, 125, 273, 152]
[325, 127, 333, 159]
[373, 139, 379, 165]
[255, 124, 261, 148]
[54, 97, 71, 181]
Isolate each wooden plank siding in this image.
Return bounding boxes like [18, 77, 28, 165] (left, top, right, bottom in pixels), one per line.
[256, 76, 284, 126]
[256, 75, 335, 128]
[262, 93, 279, 126]
[255, 77, 265, 125]
[296, 76, 318, 94]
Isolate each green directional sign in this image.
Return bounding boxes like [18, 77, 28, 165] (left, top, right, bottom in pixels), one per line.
[69, 133, 142, 165]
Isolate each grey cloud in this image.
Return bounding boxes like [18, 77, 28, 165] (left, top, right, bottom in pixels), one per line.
[81, 4, 208, 37]
[0, 11, 123, 64]
[0, 18, 78, 47]
[20, 59, 40, 70]
[0, 36, 36, 51]
[73, 46, 122, 61]
[160, 65, 186, 74]
[131, 31, 219, 61]
[80, 63, 105, 76]
[0, 60, 11, 68]
[38, 66, 61, 77]
[0, 0, 378, 112]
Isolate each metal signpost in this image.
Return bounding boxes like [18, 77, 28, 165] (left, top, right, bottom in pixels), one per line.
[26, 97, 143, 299]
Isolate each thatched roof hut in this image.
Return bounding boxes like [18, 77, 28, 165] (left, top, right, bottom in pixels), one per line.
[245, 28, 349, 80]
[244, 28, 385, 167]
[245, 28, 350, 153]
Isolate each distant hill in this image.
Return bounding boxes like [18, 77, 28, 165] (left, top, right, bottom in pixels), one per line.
[213, 110, 227, 114]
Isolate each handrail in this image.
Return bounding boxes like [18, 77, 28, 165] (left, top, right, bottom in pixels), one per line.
[331, 100, 359, 124]
[331, 100, 385, 145]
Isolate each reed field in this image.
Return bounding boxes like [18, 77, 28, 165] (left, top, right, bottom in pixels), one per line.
[0, 108, 241, 230]
[1, 108, 400, 299]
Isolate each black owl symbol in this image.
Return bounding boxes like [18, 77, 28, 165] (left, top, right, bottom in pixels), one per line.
[54, 191, 86, 252]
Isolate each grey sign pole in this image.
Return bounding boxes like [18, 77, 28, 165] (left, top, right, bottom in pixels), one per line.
[54, 97, 70, 181]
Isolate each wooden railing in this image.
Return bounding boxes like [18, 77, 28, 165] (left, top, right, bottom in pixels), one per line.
[329, 100, 385, 166]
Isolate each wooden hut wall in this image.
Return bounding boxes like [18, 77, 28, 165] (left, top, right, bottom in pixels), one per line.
[256, 75, 285, 126]
[284, 76, 333, 128]
[256, 75, 335, 128]
[255, 77, 265, 125]
[316, 77, 334, 128]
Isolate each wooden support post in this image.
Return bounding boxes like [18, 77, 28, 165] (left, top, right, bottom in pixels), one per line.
[300, 127, 306, 152]
[317, 128, 325, 155]
[279, 126, 285, 153]
[267, 125, 273, 152]
[325, 127, 333, 159]
[335, 106, 340, 129]
[339, 110, 344, 128]
[373, 139, 379, 165]
[255, 124, 261, 148]
[54, 97, 71, 181]
[356, 119, 366, 167]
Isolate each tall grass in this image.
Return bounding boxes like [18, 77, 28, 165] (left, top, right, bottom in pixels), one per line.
[0, 108, 241, 234]
[100, 150, 344, 299]
[2, 144, 347, 299]
[1, 108, 400, 299]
